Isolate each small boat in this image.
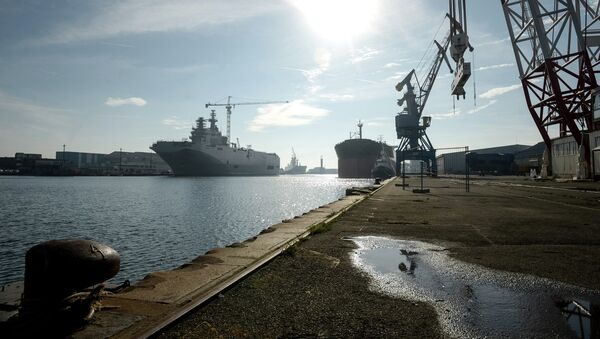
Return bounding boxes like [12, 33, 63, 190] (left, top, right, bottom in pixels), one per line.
[281, 148, 306, 175]
[371, 143, 396, 179]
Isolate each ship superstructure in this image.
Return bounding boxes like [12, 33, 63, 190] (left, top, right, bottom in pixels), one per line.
[281, 148, 306, 175]
[371, 143, 396, 179]
[151, 110, 279, 176]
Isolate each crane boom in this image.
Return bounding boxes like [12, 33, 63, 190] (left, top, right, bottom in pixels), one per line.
[418, 36, 452, 116]
[396, 32, 452, 121]
[394, 3, 470, 177]
[205, 96, 289, 143]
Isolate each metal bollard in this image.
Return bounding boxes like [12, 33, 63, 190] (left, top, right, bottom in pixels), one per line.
[21, 239, 120, 316]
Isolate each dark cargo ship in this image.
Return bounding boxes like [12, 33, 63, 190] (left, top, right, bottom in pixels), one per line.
[335, 122, 395, 178]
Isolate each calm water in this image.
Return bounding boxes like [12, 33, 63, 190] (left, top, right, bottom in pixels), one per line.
[0, 175, 371, 285]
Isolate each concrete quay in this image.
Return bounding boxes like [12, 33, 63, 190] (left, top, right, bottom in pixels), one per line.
[158, 175, 600, 338]
[5, 175, 600, 337]
[66, 184, 381, 338]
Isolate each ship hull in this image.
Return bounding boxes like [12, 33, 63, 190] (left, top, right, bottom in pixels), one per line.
[152, 142, 279, 176]
[335, 139, 394, 178]
[372, 164, 396, 179]
[281, 166, 307, 175]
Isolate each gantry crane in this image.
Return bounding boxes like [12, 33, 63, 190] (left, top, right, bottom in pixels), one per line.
[501, 0, 600, 178]
[205, 96, 289, 143]
[395, 2, 472, 176]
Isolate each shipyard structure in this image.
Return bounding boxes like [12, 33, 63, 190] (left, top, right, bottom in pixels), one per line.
[151, 110, 279, 176]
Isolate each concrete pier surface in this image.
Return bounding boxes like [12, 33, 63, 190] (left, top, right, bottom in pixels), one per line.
[159, 175, 600, 338]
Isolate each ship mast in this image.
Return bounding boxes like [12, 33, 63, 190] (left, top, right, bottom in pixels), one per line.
[357, 120, 363, 139]
[208, 109, 218, 130]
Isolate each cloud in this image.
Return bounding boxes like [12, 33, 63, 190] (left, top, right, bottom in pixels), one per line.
[476, 63, 514, 71]
[308, 85, 324, 94]
[282, 49, 332, 83]
[474, 37, 510, 48]
[382, 59, 418, 70]
[384, 62, 401, 68]
[31, 0, 283, 45]
[98, 41, 135, 48]
[430, 100, 498, 119]
[479, 84, 522, 99]
[105, 97, 147, 107]
[430, 109, 461, 119]
[154, 63, 210, 74]
[315, 48, 331, 69]
[161, 116, 192, 130]
[467, 100, 497, 114]
[318, 93, 354, 101]
[303, 49, 331, 82]
[384, 71, 409, 82]
[248, 100, 329, 131]
[356, 78, 379, 84]
[0, 90, 73, 131]
[0, 90, 71, 122]
[364, 117, 391, 126]
[351, 48, 381, 64]
[302, 68, 325, 82]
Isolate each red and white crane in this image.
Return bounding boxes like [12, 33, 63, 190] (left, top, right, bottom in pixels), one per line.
[501, 0, 600, 177]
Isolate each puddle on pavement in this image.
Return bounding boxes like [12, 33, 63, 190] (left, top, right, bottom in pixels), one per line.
[348, 236, 600, 338]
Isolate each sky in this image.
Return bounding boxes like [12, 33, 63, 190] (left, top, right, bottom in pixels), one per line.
[0, 0, 545, 168]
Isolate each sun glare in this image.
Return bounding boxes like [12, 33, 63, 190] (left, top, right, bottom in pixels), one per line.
[291, 0, 378, 42]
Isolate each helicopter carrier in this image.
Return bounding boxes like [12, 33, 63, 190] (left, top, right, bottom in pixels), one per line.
[151, 110, 280, 176]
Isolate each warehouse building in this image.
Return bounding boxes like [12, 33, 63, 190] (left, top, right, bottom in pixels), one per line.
[436, 144, 531, 175]
[552, 130, 600, 179]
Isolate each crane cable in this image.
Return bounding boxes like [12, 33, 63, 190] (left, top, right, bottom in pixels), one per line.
[473, 49, 477, 107]
[415, 15, 448, 78]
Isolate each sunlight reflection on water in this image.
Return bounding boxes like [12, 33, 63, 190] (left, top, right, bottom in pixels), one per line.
[0, 175, 371, 285]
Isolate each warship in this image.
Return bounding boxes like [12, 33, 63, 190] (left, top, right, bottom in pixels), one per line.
[151, 110, 280, 176]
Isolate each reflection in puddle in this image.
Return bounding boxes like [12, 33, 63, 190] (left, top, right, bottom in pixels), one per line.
[349, 236, 600, 338]
[556, 298, 599, 339]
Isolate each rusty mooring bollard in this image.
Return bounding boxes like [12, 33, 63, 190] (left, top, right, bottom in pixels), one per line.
[21, 239, 120, 316]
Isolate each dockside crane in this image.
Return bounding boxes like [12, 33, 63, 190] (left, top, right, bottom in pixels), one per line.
[449, 0, 475, 98]
[394, 2, 472, 176]
[205, 96, 289, 144]
[500, 0, 600, 178]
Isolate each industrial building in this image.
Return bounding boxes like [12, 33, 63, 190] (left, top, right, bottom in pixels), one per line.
[513, 142, 546, 175]
[435, 137, 600, 179]
[56, 151, 106, 169]
[54, 150, 171, 175]
[552, 130, 600, 179]
[104, 151, 171, 175]
[436, 144, 534, 176]
[1, 150, 171, 176]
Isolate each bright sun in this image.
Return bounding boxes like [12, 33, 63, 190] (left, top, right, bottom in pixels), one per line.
[291, 0, 378, 42]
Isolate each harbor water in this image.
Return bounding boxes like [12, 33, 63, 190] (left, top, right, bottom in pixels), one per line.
[0, 175, 371, 286]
